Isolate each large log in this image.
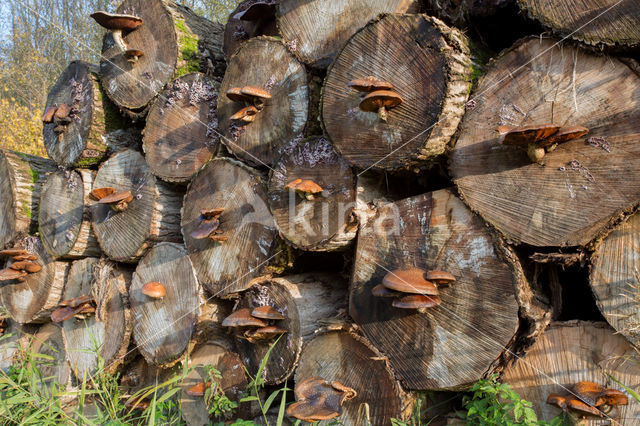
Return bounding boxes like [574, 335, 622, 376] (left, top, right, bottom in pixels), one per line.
[142, 73, 220, 183]
[23, 323, 71, 393]
[43, 61, 136, 168]
[423, 0, 513, 27]
[217, 37, 309, 167]
[39, 169, 101, 259]
[181, 158, 277, 298]
[277, 0, 421, 68]
[0, 151, 56, 249]
[451, 37, 640, 247]
[222, 0, 278, 60]
[503, 321, 640, 424]
[322, 14, 472, 171]
[349, 189, 549, 390]
[98, 0, 225, 116]
[90, 149, 183, 263]
[267, 136, 357, 251]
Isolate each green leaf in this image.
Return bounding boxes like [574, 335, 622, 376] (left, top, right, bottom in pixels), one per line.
[607, 373, 640, 402]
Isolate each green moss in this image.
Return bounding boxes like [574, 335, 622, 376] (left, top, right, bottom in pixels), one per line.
[74, 156, 101, 168]
[100, 88, 126, 133]
[28, 168, 39, 184]
[175, 19, 200, 77]
[21, 201, 31, 219]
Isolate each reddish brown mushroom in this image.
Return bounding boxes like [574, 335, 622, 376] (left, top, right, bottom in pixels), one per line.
[230, 105, 259, 123]
[500, 124, 561, 147]
[234, 1, 276, 21]
[240, 86, 272, 101]
[382, 268, 439, 296]
[544, 125, 589, 146]
[124, 49, 144, 64]
[185, 381, 210, 397]
[250, 305, 286, 320]
[359, 90, 403, 122]
[141, 281, 166, 299]
[89, 187, 116, 201]
[572, 381, 629, 407]
[392, 294, 442, 310]
[286, 377, 357, 423]
[11, 254, 38, 262]
[200, 208, 225, 219]
[244, 326, 288, 342]
[425, 270, 456, 286]
[191, 217, 220, 240]
[51, 306, 77, 322]
[0, 268, 28, 282]
[98, 190, 133, 212]
[42, 106, 57, 123]
[0, 249, 29, 257]
[10, 261, 41, 273]
[90, 11, 143, 51]
[598, 389, 629, 407]
[284, 178, 323, 201]
[371, 284, 401, 298]
[222, 308, 267, 328]
[348, 76, 394, 92]
[59, 294, 94, 308]
[226, 87, 253, 103]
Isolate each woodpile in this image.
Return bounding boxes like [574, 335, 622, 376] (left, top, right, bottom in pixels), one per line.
[1, 0, 640, 424]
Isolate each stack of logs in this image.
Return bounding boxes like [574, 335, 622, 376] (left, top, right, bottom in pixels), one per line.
[1, 0, 640, 424]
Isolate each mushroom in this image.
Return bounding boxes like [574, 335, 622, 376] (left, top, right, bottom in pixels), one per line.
[392, 294, 442, 310]
[59, 294, 94, 308]
[51, 306, 77, 322]
[286, 377, 357, 423]
[222, 308, 268, 328]
[381, 268, 439, 296]
[11, 254, 38, 262]
[201, 208, 225, 219]
[250, 305, 286, 320]
[243, 326, 288, 342]
[234, 1, 276, 22]
[141, 281, 166, 299]
[185, 381, 210, 397]
[499, 123, 588, 162]
[124, 48, 144, 64]
[424, 270, 456, 286]
[0, 268, 28, 282]
[97, 190, 134, 212]
[284, 178, 323, 201]
[230, 105, 259, 123]
[546, 392, 602, 417]
[598, 389, 629, 407]
[572, 381, 628, 407]
[191, 208, 227, 241]
[90, 11, 143, 51]
[544, 125, 589, 147]
[89, 186, 116, 201]
[348, 76, 394, 92]
[358, 90, 403, 122]
[42, 106, 57, 123]
[226, 87, 253, 103]
[9, 261, 41, 273]
[0, 249, 29, 257]
[371, 283, 401, 298]
[240, 86, 272, 103]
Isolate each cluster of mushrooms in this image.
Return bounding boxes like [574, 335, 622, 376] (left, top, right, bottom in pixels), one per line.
[42, 103, 73, 136]
[51, 294, 97, 322]
[546, 381, 628, 418]
[286, 377, 357, 422]
[190, 208, 228, 242]
[499, 123, 589, 163]
[372, 267, 455, 311]
[284, 178, 324, 201]
[0, 248, 41, 283]
[91, 11, 144, 63]
[90, 187, 134, 212]
[349, 76, 403, 122]
[222, 306, 287, 344]
[227, 86, 272, 123]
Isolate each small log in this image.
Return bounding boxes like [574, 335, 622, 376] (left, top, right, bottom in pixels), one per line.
[43, 61, 136, 167]
[39, 169, 101, 259]
[502, 321, 640, 424]
[223, 0, 278, 60]
[23, 323, 71, 393]
[142, 73, 220, 183]
[61, 258, 131, 379]
[181, 158, 277, 298]
[130, 242, 200, 366]
[322, 14, 472, 171]
[0, 150, 56, 249]
[451, 37, 640, 247]
[267, 136, 357, 251]
[90, 148, 183, 263]
[217, 37, 309, 167]
[349, 189, 549, 390]
[277, 0, 421, 68]
[232, 273, 347, 385]
[99, 0, 225, 116]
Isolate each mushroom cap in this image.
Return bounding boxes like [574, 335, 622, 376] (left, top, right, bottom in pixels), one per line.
[599, 389, 629, 406]
[89, 187, 116, 201]
[382, 268, 439, 295]
[565, 396, 602, 417]
[10, 261, 41, 273]
[501, 124, 561, 147]
[42, 106, 57, 123]
[124, 49, 144, 58]
[330, 381, 357, 400]
[250, 305, 286, 320]
[359, 90, 403, 112]
[200, 207, 225, 218]
[295, 179, 323, 195]
[240, 86, 272, 100]
[222, 308, 268, 328]
[244, 326, 288, 341]
[0, 249, 29, 257]
[60, 294, 94, 308]
[371, 284, 401, 298]
[141, 281, 166, 299]
[0, 268, 28, 282]
[11, 254, 38, 261]
[190, 218, 220, 240]
[546, 393, 567, 410]
[230, 105, 259, 121]
[51, 306, 77, 322]
[234, 1, 276, 21]
[226, 87, 252, 103]
[348, 76, 394, 92]
[54, 103, 71, 120]
[98, 190, 133, 205]
[90, 11, 143, 32]
[544, 125, 589, 146]
[185, 381, 209, 397]
[284, 179, 302, 191]
[286, 401, 341, 422]
[289, 377, 354, 422]
[425, 270, 456, 285]
[392, 294, 441, 309]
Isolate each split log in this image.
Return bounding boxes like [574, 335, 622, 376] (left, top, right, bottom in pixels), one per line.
[277, 0, 421, 68]
[223, 0, 278, 60]
[0, 238, 69, 324]
[129, 242, 199, 366]
[0, 151, 56, 249]
[267, 136, 357, 251]
[90, 148, 183, 263]
[181, 158, 277, 298]
[39, 169, 101, 259]
[99, 0, 225, 116]
[43, 61, 136, 168]
[142, 73, 220, 183]
[61, 258, 131, 379]
[502, 321, 640, 424]
[217, 37, 309, 167]
[451, 37, 640, 247]
[294, 330, 414, 425]
[518, 0, 640, 50]
[0, 319, 23, 372]
[231, 274, 347, 385]
[349, 189, 549, 390]
[23, 323, 71, 393]
[322, 14, 472, 171]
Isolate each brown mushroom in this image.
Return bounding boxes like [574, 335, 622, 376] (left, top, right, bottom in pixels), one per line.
[222, 308, 268, 328]
[226, 87, 253, 103]
[425, 270, 456, 286]
[286, 377, 355, 423]
[0, 268, 28, 282]
[42, 106, 57, 123]
[200, 208, 225, 219]
[392, 294, 441, 310]
[10, 261, 41, 273]
[89, 187, 116, 201]
[53, 103, 72, 126]
[358, 90, 403, 122]
[141, 281, 166, 299]
[230, 105, 259, 123]
[572, 381, 628, 407]
[11, 254, 38, 262]
[348, 76, 394, 92]
[51, 306, 77, 322]
[500, 124, 561, 147]
[90, 11, 143, 51]
[598, 389, 629, 407]
[544, 125, 589, 146]
[59, 294, 94, 308]
[382, 268, 439, 296]
[97, 190, 133, 212]
[0, 249, 29, 257]
[191, 217, 220, 240]
[234, 2, 276, 21]
[73, 303, 97, 319]
[546, 393, 567, 410]
[185, 381, 210, 397]
[371, 284, 401, 298]
[244, 326, 288, 342]
[284, 178, 323, 201]
[240, 86, 272, 101]
[124, 49, 144, 64]
[331, 381, 357, 401]
[250, 305, 286, 320]
[565, 396, 603, 417]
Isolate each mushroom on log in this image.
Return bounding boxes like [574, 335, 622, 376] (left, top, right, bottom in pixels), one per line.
[451, 37, 640, 247]
[503, 321, 640, 424]
[98, 0, 225, 117]
[267, 136, 358, 251]
[142, 73, 220, 183]
[277, 0, 421, 68]
[39, 169, 101, 259]
[349, 189, 549, 390]
[181, 158, 277, 298]
[322, 14, 472, 171]
[217, 37, 309, 167]
[43, 61, 136, 167]
[223, 0, 278, 60]
[90, 149, 183, 263]
[0, 150, 56, 249]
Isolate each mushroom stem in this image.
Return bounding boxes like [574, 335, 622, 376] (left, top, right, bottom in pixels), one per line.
[378, 106, 388, 122]
[112, 30, 127, 51]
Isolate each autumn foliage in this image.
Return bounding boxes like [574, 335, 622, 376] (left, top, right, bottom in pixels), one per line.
[0, 97, 46, 157]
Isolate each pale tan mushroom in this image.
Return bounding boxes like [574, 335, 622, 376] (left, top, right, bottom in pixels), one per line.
[90, 11, 143, 51]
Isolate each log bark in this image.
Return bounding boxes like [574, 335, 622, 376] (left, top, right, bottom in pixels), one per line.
[502, 321, 640, 424]
[322, 14, 472, 171]
[267, 136, 357, 251]
[99, 0, 225, 116]
[43, 61, 136, 168]
[61, 258, 131, 379]
[349, 189, 549, 390]
[223, 0, 278, 60]
[0, 151, 56, 249]
[129, 242, 199, 366]
[232, 273, 348, 385]
[277, 0, 421, 68]
[451, 37, 640, 247]
[90, 149, 183, 263]
[217, 37, 309, 167]
[181, 158, 277, 298]
[39, 169, 101, 259]
[142, 73, 220, 183]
